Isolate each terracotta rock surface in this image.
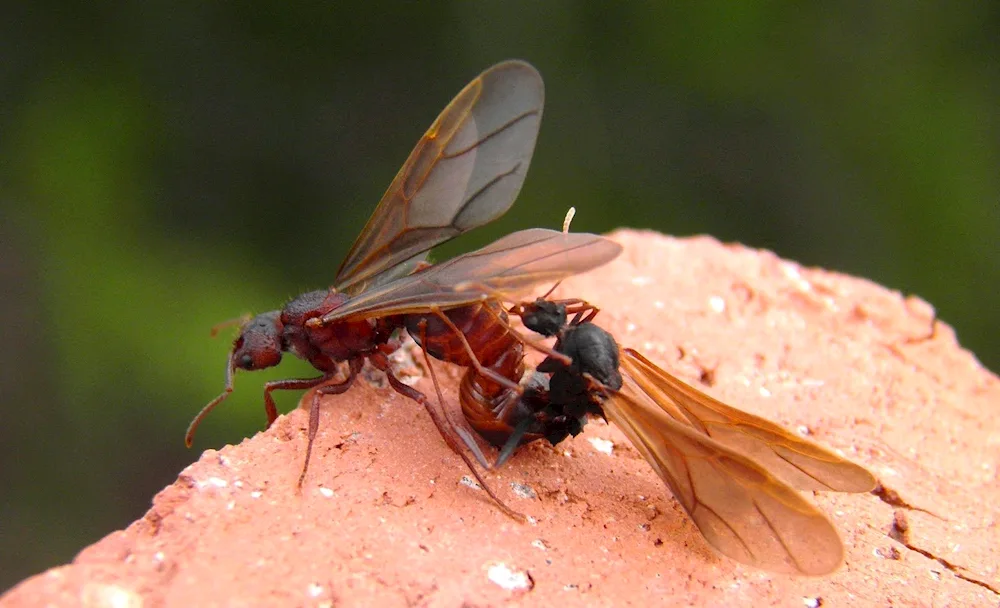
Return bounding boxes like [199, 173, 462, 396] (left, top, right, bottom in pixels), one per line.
[3, 229, 998, 607]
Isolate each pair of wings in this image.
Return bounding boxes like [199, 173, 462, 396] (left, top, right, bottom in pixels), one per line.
[314, 60, 621, 325]
[601, 348, 875, 575]
[332, 60, 546, 295]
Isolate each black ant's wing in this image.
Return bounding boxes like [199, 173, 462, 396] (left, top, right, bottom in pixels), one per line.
[334, 61, 544, 295]
[318, 228, 621, 323]
[603, 350, 852, 575]
[620, 349, 875, 493]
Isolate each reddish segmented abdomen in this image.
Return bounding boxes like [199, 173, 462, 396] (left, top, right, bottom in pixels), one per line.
[404, 300, 525, 427]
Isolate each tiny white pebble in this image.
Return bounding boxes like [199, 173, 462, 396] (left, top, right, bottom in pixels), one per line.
[318, 487, 334, 498]
[708, 296, 726, 313]
[626, 323, 637, 333]
[781, 263, 802, 281]
[803, 598, 821, 608]
[796, 425, 811, 436]
[588, 437, 614, 455]
[487, 563, 533, 591]
[308, 583, 324, 598]
[226, 501, 235, 510]
[631, 276, 654, 286]
[759, 386, 771, 397]
[250, 491, 263, 499]
[510, 482, 537, 500]
[81, 584, 141, 608]
[460, 476, 482, 490]
[153, 551, 165, 563]
[531, 539, 548, 551]
[208, 477, 227, 488]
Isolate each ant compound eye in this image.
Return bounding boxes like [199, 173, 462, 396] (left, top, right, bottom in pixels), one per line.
[239, 353, 255, 369]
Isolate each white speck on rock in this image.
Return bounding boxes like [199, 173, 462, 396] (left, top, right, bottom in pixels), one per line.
[588, 437, 614, 455]
[196, 476, 228, 490]
[531, 539, 548, 551]
[631, 276, 654, 287]
[487, 563, 534, 591]
[250, 490, 263, 499]
[708, 296, 726, 313]
[318, 487, 334, 498]
[510, 482, 537, 499]
[460, 476, 482, 490]
[308, 583, 324, 598]
[81, 583, 142, 608]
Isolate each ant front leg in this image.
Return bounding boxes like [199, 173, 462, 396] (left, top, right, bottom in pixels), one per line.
[297, 358, 362, 489]
[263, 376, 332, 429]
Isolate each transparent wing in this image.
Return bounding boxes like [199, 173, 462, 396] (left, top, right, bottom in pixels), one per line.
[319, 229, 622, 323]
[335, 60, 545, 293]
[621, 349, 875, 493]
[604, 350, 854, 575]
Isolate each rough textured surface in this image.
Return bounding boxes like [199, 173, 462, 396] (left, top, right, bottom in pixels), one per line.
[3, 229, 998, 607]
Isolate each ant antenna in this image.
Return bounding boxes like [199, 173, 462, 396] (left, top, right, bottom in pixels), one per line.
[562, 206, 576, 233]
[210, 314, 252, 338]
[539, 207, 578, 301]
[185, 351, 237, 446]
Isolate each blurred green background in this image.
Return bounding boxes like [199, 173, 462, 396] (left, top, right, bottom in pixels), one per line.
[1, 2, 997, 590]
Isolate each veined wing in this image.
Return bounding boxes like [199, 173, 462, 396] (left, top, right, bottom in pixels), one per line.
[317, 229, 621, 323]
[621, 349, 875, 493]
[335, 60, 544, 294]
[604, 356, 848, 575]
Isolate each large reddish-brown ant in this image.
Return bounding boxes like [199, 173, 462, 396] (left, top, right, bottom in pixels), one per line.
[186, 61, 622, 514]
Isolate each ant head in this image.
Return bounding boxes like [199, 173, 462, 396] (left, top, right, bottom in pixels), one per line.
[232, 311, 284, 371]
[521, 299, 567, 337]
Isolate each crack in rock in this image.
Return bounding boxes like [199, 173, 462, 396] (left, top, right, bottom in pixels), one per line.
[888, 509, 999, 596]
[872, 482, 940, 517]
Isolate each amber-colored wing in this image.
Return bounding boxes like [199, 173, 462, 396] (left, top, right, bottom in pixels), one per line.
[598, 349, 874, 575]
[334, 60, 544, 294]
[317, 228, 621, 323]
[621, 349, 876, 493]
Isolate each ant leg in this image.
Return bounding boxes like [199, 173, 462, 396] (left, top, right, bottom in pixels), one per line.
[481, 304, 572, 366]
[495, 416, 537, 468]
[297, 360, 361, 489]
[409, 320, 492, 469]
[561, 300, 600, 325]
[372, 350, 524, 521]
[263, 376, 331, 428]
